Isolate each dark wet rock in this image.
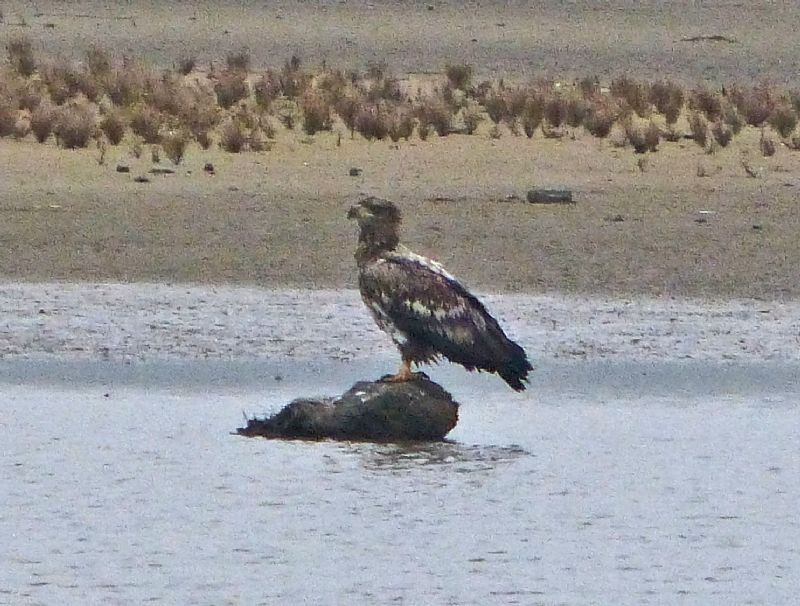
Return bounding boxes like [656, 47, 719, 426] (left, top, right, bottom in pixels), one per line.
[526, 189, 574, 204]
[237, 376, 459, 442]
[203, 162, 215, 174]
[348, 167, 362, 177]
[133, 175, 150, 183]
[149, 167, 175, 175]
[115, 164, 130, 173]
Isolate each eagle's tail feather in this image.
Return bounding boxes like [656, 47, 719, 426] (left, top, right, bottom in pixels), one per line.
[494, 338, 533, 392]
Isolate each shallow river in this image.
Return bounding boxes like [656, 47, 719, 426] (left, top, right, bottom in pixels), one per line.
[1, 285, 799, 604]
[2, 356, 799, 606]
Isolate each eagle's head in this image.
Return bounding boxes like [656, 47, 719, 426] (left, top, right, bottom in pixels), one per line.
[347, 196, 401, 227]
[348, 197, 401, 260]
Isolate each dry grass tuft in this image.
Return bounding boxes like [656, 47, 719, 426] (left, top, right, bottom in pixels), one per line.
[387, 104, 415, 142]
[226, 49, 251, 72]
[759, 130, 776, 157]
[301, 92, 332, 135]
[129, 105, 163, 143]
[30, 100, 56, 142]
[213, 69, 249, 109]
[55, 102, 96, 149]
[161, 129, 190, 164]
[99, 107, 126, 145]
[689, 87, 722, 121]
[416, 97, 452, 137]
[710, 120, 733, 147]
[768, 104, 797, 138]
[611, 76, 650, 117]
[543, 95, 566, 127]
[688, 111, 708, 148]
[445, 63, 473, 91]
[220, 118, 247, 152]
[177, 56, 196, 76]
[254, 70, 282, 110]
[462, 102, 483, 135]
[649, 80, 684, 122]
[7, 35, 36, 77]
[354, 103, 389, 141]
[731, 86, 774, 127]
[584, 100, 616, 138]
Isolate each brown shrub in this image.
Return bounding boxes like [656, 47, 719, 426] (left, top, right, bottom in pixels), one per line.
[768, 104, 798, 138]
[354, 104, 389, 141]
[462, 103, 483, 134]
[688, 111, 708, 148]
[417, 98, 452, 136]
[543, 95, 566, 127]
[107, 63, 149, 107]
[301, 92, 332, 135]
[760, 131, 776, 157]
[254, 70, 282, 109]
[214, 70, 249, 109]
[521, 93, 545, 137]
[611, 76, 650, 117]
[0, 100, 15, 137]
[85, 45, 112, 79]
[584, 102, 616, 138]
[731, 86, 774, 126]
[644, 120, 660, 152]
[445, 63, 473, 91]
[129, 105, 163, 143]
[177, 56, 196, 75]
[220, 118, 246, 152]
[578, 76, 600, 98]
[503, 87, 528, 120]
[689, 87, 722, 120]
[161, 129, 190, 164]
[387, 105, 415, 142]
[55, 103, 96, 149]
[721, 99, 744, 134]
[280, 56, 310, 99]
[249, 128, 271, 152]
[565, 95, 589, 127]
[7, 35, 36, 77]
[484, 93, 506, 124]
[30, 101, 56, 142]
[710, 120, 732, 147]
[226, 49, 251, 72]
[649, 80, 684, 118]
[100, 108, 126, 145]
[623, 119, 648, 153]
[334, 93, 362, 135]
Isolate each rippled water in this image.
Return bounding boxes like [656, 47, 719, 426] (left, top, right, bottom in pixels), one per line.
[2, 358, 798, 605]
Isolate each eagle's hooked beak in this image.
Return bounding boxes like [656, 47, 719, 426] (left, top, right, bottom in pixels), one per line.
[347, 205, 364, 220]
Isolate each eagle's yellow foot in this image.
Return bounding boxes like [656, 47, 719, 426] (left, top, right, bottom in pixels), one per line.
[380, 359, 416, 383]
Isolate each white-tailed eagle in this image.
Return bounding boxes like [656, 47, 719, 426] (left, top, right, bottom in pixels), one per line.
[347, 197, 533, 391]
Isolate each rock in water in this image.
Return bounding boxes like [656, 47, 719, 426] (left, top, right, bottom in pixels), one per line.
[237, 377, 459, 442]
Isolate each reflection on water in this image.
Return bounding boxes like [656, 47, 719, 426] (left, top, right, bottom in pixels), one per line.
[356, 441, 529, 473]
[1, 362, 799, 605]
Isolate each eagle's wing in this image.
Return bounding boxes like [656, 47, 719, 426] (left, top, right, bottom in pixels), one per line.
[360, 251, 532, 390]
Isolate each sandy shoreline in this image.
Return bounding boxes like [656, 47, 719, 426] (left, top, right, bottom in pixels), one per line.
[2, 282, 799, 364]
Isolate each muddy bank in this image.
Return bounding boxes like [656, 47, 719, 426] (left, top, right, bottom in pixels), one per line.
[2, 282, 799, 363]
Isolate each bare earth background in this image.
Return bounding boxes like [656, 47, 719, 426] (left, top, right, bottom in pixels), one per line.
[1, 1, 800, 298]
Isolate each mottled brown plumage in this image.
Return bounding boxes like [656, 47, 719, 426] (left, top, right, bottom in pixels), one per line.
[348, 197, 533, 391]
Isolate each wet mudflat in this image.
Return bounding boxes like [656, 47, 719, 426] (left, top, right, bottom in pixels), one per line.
[1, 285, 799, 604]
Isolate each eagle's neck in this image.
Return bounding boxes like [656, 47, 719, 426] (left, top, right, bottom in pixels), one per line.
[355, 223, 399, 267]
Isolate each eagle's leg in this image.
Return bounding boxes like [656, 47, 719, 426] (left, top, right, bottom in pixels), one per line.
[382, 356, 415, 383]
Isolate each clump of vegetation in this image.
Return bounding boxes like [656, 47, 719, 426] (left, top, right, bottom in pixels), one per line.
[768, 104, 797, 138]
[99, 108, 126, 145]
[177, 56, 196, 75]
[54, 102, 96, 149]
[416, 97, 452, 137]
[161, 129, 190, 164]
[731, 86, 774, 127]
[584, 101, 616, 138]
[220, 118, 247, 152]
[710, 120, 733, 147]
[760, 130, 776, 157]
[462, 102, 483, 135]
[649, 80, 684, 124]
[301, 92, 332, 135]
[611, 76, 650, 117]
[30, 101, 56, 142]
[445, 63, 472, 91]
[354, 104, 389, 141]
[689, 87, 722, 121]
[7, 34, 36, 77]
[226, 49, 251, 72]
[688, 111, 708, 148]
[214, 69, 249, 109]
[129, 105, 163, 144]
